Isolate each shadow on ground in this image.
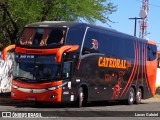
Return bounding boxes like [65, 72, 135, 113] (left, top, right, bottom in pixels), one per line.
[0, 93, 147, 109]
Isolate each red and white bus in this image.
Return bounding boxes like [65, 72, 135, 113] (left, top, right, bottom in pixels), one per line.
[2, 21, 158, 107]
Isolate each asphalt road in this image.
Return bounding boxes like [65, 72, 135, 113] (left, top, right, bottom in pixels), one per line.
[0, 98, 160, 120]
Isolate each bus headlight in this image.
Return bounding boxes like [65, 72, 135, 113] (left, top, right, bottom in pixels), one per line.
[48, 82, 67, 91]
[12, 84, 19, 89]
[48, 87, 57, 90]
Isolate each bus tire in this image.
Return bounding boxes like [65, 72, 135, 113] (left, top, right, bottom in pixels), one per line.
[135, 88, 142, 104]
[76, 87, 84, 108]
[128, 87, 135, 105]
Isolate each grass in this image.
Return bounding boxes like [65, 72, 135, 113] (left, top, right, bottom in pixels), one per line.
[145, 94, 160, 102]
[153, 94, 160, 99]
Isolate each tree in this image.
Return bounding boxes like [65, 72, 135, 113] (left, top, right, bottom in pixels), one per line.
[0, 0, 116, 45]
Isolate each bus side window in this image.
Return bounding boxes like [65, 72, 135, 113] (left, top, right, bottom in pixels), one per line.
[33, 33, 43, 45]
[20, 28, 36, 45]
[47, 30, 64, 45]
[66, 28, 84, 51]
[147, 44, 157, 61]
[62, 62, 72, 78]
[40, 29, 52, 46]
[82, 29, 99, 55]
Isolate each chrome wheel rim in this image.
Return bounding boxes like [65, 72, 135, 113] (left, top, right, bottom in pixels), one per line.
[137, 90, 142, 102]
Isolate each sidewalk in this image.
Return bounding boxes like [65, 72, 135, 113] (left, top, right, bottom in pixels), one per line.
[142, 94, 160, 102]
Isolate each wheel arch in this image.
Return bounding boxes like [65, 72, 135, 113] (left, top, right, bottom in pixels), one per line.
[75, 82, 89, 101]
[79, 84, 88, 101]
[130, 85, 144, 99]
[74, 83, 89, 107]
[130, 85, 136, 93]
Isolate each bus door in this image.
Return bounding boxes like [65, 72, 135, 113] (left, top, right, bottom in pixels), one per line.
[62, 61, 72, 79]
[61, 60, 74, 101]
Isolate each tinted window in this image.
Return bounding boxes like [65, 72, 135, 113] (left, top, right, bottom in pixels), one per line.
[82, 28, 99, 55]
[99, 32, 134, 59]
[147, 44, 157, 61]
[82, 28, 134, 59]
[125, 38, 134, 59]
[66, 27, 85, 51]
[18, 27, 66, 47]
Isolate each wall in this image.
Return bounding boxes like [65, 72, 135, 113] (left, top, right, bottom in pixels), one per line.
[0, 52, 14, 93]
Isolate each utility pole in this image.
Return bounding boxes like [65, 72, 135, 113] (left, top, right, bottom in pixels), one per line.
[139, 0, 149, 39]
[129, 17, 144, 37]
[129, 0, 149, 38]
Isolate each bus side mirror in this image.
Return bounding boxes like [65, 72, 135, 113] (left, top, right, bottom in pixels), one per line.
[2, 44, 15, 60]
[56, 45, 79, 63]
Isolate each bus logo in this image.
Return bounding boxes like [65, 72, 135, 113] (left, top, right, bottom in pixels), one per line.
[98, 57, 127, 69]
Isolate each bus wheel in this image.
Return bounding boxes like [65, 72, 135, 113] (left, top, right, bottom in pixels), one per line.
[135, 88, 142, 104]
[128, 87, 135, 105]
[76, 87, 84, 107]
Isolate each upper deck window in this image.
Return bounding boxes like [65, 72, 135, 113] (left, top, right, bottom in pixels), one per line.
[82, 28, 100, 55]
[19, 27, 66, 47]
[147, 44, 157, 61]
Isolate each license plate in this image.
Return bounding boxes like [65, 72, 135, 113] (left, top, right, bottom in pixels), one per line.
[26, 97, 36, 101]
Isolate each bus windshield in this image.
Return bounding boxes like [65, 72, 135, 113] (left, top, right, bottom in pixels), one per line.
[18, 27, 66, 47]
[13, 54, 61, 83]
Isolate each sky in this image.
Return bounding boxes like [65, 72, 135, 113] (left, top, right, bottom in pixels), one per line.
[97, 0, 160, 50]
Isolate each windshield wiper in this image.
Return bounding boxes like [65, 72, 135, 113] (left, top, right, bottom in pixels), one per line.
[14, 77, 36, 83]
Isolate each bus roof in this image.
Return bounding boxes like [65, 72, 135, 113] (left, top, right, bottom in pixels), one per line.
[25, 21, 154, 43]
[25, 21, 117, 32]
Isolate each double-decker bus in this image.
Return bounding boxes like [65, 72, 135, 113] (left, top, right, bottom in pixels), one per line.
[2, 21, 157, 107]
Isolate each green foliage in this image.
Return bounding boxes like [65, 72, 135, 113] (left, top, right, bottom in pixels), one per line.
[0, 39, 11, 51]
[8, 0, 42, 29]
[0, 0, 117, 45]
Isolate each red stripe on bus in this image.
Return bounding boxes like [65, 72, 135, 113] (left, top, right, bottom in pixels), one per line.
[15, 47, 59, 54]
[136, 41, 140, 85]
[124, 41, 139, 96]
[120, 41, 137, 97]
